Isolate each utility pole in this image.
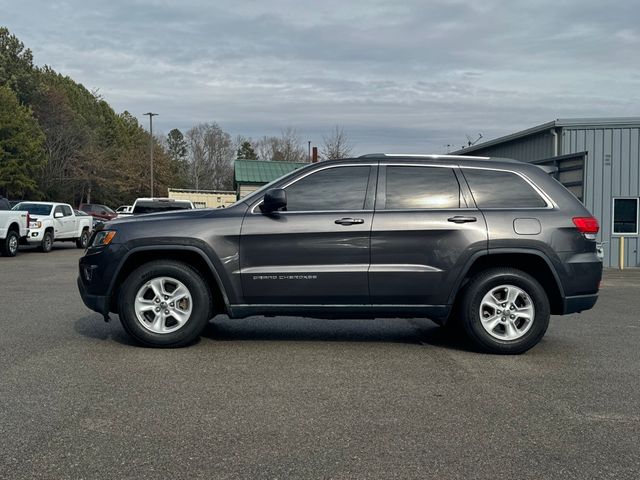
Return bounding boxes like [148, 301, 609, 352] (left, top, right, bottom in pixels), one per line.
[308, 141, 311, 162]
[144, 112, 158, 197]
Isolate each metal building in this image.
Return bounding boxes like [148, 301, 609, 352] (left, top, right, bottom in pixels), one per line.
[234, 159, 308, 198]
[453, 118, 640, 267]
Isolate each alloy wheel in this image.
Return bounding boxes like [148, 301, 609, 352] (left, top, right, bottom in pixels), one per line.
[479, 284, 535, 341]
[134, 276, 193, 334]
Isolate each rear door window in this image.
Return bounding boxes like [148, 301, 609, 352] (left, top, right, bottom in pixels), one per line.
[383, 166, 461, 209]
[462, 169, 547, 208]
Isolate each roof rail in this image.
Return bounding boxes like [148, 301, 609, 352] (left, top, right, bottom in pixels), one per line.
[358, 153, 490, 160]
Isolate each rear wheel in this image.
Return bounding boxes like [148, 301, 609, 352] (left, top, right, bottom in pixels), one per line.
[118, 260, 212, 347]
[76, 229, 90, 249]
[1, 230, 19, 257]
[40, 231, 53, 253]
[458, 268, 550, 354]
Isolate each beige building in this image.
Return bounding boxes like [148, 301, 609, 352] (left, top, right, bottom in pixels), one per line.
[167, 188, 236, 208]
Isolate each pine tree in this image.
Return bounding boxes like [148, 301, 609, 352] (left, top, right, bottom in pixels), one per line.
[237, 141, 258, 160]
[0, 85, 45, 198]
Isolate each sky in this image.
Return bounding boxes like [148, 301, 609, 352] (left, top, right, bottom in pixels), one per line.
[2, 0, 639, 154]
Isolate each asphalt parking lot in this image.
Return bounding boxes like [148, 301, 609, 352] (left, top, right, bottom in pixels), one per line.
[1, 245, 639, 479]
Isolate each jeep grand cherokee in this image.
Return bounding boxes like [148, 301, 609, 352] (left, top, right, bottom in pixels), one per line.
[78, 154, 602, 354]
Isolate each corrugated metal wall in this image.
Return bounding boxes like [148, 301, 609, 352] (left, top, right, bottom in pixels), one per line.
[562, 127, 640, 267]
[459, 130, 555, 162]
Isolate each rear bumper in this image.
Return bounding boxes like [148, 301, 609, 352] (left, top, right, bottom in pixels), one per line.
[563, 293, 599, 314]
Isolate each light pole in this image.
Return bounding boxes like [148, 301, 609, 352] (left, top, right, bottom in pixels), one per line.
[144, 112, 158, 197]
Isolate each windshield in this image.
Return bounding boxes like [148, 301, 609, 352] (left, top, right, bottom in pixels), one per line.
[13, 203, 53, 216]
[133, 201, 193, 214]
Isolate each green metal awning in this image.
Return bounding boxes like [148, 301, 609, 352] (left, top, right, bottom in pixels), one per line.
[234, 159, 308, 184]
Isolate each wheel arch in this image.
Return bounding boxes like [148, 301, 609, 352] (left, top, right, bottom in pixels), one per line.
[107, 245, 230, 316]
[449, 249, 565, 315]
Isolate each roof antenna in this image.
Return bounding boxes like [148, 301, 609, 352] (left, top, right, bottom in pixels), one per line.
[465, 133, 483, 146]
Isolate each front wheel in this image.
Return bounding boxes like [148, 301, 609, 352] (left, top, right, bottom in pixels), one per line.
[458, 268, 550, 354]
[118, 260, 213, 347]
[1, 230, 20, 257]
[76, 229, 90, 249]
[40, 231, 53, 253]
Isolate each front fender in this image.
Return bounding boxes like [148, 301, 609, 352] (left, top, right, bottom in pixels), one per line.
[105, 241, 235, 310]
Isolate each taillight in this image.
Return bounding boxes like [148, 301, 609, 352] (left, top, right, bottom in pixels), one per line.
[572, 216, 599, 239]
[26, 213, 31, 226]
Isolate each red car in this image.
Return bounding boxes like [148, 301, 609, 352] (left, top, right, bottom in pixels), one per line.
[79, 203, 117, 222]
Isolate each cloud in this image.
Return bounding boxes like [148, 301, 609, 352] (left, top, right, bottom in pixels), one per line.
[2, 0, 638, 154]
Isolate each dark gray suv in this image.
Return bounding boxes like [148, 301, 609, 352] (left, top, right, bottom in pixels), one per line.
[78, 154, 602, 353]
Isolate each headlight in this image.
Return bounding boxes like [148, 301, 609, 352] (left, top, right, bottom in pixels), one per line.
[29, 221, 42, 228]
[91, 230, 117, 247]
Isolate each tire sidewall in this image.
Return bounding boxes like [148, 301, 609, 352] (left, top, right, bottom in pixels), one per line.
[3, 231, 19, 257]
[462, 270, 550, 354]
[118, 262, 211, 347]
[41, 231, 53, 252]
[77, 230, 89, 248]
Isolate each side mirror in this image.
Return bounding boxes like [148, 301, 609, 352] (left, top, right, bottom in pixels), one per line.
[54, 212, 63, 218]
[260, 188, 287, 213]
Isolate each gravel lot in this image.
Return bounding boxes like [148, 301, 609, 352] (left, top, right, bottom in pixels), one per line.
[1, 245, 639, 479]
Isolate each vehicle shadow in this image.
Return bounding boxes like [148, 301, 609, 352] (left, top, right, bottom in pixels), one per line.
[73, 314, 477, 352]
[73, 315, 139, 347]
[202, 316, 478, 352]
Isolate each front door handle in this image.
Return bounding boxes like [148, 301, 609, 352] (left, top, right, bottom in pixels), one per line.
[447, 216, 477, 224]
[335, 217, 365, 226]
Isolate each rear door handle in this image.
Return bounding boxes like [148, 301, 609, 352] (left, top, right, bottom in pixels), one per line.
[447, 216, 477, 224]
[335, 217, 365, 226]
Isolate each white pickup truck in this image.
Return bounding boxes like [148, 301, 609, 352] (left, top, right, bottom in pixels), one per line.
[0, 208, 29, 257]
[12, 201, 93, 252]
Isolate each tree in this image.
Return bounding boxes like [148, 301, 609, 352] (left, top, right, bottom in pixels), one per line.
[31, 83, 89, 201]
[0, 27, 37, 104]
[0, 85, 45, 198]
[237, 140, 258, 160]
[185, 123, 234, 190]
[321, 125, 354, 160]
[254, 128, 307, 162]
[166, 128, 187, 163]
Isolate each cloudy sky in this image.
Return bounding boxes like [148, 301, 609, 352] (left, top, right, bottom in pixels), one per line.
[2, 0, 639, 154]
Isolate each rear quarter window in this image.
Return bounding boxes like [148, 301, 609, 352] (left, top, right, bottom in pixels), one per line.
[462, 169, 547, 208]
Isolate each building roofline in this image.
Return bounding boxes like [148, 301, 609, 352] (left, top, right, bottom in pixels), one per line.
[168, 188, 236, 194]
[452, 117, 640, 154]
[235, 159, 309, 166]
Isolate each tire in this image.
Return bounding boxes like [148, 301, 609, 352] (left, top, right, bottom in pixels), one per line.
[40, 231, 54, 253]
[118, 260, 212, 347]
[458, 268, 550, 354]
[76, 229, 90, 249]
[1, 230, 20, 257]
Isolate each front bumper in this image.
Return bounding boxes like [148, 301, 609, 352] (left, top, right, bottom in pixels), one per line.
[25, 228, 45, 243]
[77, 276, 109, 315]
[77, 243, 129, 317]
